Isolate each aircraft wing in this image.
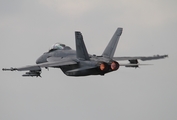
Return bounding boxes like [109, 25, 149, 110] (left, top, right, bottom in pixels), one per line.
[39, 57, 77, 68]
[2, 58, 77, 73]
[113, 54, 168, 61]
[16, 60, 77, 71]
[113, 54, 168, 68]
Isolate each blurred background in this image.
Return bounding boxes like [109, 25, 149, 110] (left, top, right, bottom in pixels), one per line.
[0, 0, 177, 120]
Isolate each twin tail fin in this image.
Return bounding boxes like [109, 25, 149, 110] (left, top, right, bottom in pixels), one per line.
[102, 28, 123, 58]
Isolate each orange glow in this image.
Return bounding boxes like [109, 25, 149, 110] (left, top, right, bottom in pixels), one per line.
[100, 63, 105, 71]
[111, 61, 119, 70]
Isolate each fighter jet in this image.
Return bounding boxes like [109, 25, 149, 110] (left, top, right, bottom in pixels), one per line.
[2, 28, 168, 77]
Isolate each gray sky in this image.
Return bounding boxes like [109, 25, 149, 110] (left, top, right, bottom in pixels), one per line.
[0, 0, 177, 120]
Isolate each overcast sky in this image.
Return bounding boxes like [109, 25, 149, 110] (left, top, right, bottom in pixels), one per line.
[0, 0, 177, 120]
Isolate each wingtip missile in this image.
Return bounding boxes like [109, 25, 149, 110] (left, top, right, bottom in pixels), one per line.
[2, 67, 17, 71]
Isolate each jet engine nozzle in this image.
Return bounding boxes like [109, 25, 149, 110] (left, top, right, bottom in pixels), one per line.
[98, 61, 119, 73]
[110, 61, 119, 71]
[99, 62, 109, 72]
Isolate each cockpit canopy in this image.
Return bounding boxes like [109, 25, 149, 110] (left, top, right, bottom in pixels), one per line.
[48, 43, 71, 52]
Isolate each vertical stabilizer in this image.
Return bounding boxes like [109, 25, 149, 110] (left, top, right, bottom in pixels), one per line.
[102, 28, 123, 58]
[75, 31, 90, 60]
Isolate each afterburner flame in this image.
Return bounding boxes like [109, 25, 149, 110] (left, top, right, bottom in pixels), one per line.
[100, 63, 106, 71]
[110, 61, 119, 71]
